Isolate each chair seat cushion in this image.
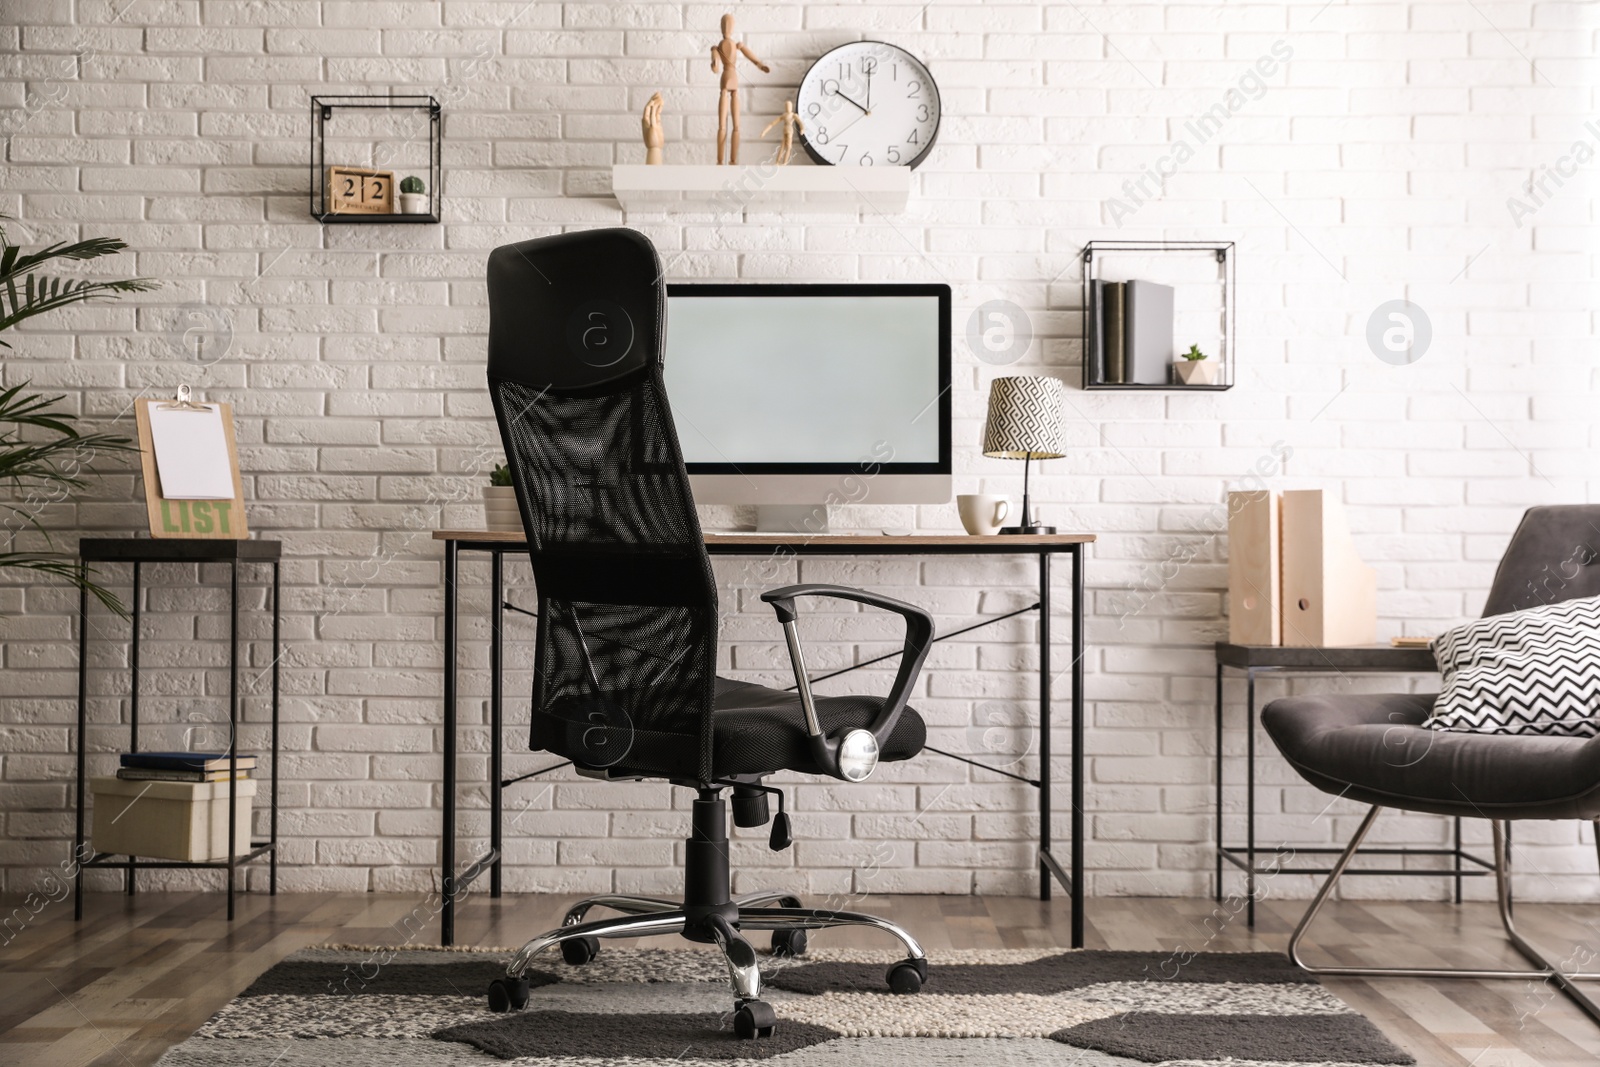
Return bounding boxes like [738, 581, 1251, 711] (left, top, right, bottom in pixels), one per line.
[1428, 594, 1600, 737]
[711, 677, 926, 778]
[1261, 692, 1600, 820]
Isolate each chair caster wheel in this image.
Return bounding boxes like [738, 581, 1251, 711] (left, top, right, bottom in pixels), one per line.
[733, 999, 777, 1039]
[486, 976, 530, 1013]
[886, 957, 927, 995]
[770, 928, 807, 957]
[561, 936, 600, 965]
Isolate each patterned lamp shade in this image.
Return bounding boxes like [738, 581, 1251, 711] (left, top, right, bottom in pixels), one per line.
[982, 375, 1066, 460]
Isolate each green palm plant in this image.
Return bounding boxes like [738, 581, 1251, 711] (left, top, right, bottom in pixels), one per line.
[1, 216, 158, 615]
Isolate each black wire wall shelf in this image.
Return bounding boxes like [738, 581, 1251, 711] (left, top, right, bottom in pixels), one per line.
[1081, 239, 1236, 391]
[310, 94, 441, 224]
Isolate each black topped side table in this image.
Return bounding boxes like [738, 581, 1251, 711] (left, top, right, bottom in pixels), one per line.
[74, 538, 281, 921]
[1214, 641, 1493, 926]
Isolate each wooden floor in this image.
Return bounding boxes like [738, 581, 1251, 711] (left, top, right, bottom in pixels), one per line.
[3, 890, 1599, 1066]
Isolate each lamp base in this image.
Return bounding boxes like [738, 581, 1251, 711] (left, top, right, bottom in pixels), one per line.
[999, 524, 1056, 536]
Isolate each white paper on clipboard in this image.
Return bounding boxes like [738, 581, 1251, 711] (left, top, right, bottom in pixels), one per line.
[147, 403, 234, 500]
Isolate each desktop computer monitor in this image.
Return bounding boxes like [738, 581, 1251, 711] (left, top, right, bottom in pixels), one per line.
[663, 283, 951, 527]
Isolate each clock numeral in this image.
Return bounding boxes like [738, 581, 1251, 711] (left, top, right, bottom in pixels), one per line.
[807, 102, 821, 117]
[835, 143, 848, 159]
[916, 104, 930, 122]
[837, 61, 852, 80]
[815, 125, 828, 144]
[906, 80, 921, 98]
[860, 150, 873, 166]
[908, 129, 919, 145]
[861, 57, 878, 75]
[887, 145, 901, 164]
[822, 78, 840, 97]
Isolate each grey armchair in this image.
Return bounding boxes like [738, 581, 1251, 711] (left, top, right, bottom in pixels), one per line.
[1262, 505, 1600, 1024]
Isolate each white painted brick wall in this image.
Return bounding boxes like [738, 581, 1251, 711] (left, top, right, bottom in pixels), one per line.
[1, 0, 1598, 905]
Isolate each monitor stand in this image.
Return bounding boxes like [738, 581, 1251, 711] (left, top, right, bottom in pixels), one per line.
[756, 504, 831, 535]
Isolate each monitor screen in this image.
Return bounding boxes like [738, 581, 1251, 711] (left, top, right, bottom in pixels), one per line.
[663, 284, 950, 472]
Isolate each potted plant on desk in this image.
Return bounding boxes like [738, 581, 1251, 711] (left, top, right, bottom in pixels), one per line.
[1175, 344, 1220, 385]
[482, 464, 520, 532]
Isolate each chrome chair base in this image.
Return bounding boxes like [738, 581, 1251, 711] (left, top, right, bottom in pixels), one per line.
[493, 890, 930, 1037]
[1288, 805, 1600, 1025]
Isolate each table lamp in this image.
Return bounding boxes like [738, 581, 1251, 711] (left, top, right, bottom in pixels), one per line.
[982, 375, 1066, 535]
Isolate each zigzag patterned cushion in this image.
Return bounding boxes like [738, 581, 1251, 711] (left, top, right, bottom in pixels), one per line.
[1428, 594, 1600, 736]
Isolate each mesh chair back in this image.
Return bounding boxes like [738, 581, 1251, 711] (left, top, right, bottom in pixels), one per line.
[1482, 505, 1600, 616]
[486, 229, 717, 780]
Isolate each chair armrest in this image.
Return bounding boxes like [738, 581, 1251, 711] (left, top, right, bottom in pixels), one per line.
[760, 583, 935, 781]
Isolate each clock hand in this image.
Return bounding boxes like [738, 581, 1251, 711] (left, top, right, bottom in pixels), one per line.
[833, 89, 869, 115]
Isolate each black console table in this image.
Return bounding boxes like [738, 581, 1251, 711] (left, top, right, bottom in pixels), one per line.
[1214, 641, 1495, 926]
[434, 530, 1093, 949]
[74, 538, 281, 921]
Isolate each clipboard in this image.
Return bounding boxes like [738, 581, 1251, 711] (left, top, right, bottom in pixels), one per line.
[134, 386, 249, 540]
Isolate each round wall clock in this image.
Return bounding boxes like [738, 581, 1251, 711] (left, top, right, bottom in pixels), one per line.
[795, 41, 941, 169]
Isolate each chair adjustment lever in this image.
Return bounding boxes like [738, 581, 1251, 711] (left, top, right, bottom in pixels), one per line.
[719, 781, 792, 851]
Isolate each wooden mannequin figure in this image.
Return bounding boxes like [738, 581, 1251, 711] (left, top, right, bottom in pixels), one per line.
[710, 13, 769, 164]
[761, 99, 805, 165]
[641, 92, 665, 165]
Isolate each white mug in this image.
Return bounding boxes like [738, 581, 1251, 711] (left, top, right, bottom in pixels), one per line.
[958, 494, 1011, 536]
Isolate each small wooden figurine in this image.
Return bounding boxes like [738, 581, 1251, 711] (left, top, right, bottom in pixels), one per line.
[709, 13, 769, 165]
[641, 92, 665, 165]
[761, 100, 805, 165]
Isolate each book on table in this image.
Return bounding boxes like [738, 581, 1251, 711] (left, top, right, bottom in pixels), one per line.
[116, 767, 251, 783]
[119, 752, 257, 773]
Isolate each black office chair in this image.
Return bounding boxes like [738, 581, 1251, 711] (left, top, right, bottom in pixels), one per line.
[1262, 505, 1600, 1024]
[482, 228, 936, 1039]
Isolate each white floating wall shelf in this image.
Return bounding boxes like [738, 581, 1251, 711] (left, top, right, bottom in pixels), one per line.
[609, 164, 911, 214]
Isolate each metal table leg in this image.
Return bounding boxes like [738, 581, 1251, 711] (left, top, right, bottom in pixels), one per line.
[1246, 666, 1257, 928]
[1038, 550, 1051, 904]
[74, 577, 87, 921]
[226, 559, 238, 922]
[442, 539, 459, 946]
[271, 560, 280, 895]
[491, 549, 503, 899]
[1214, 662, 1223, 903]
[128, 563, 140, 897]
[1070, 544, 1085, 949]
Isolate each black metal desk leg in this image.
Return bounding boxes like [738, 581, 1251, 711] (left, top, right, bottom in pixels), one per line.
[1070, 545, 1085, 949]
[74, 577, 87, 921]
[226, 560, 238, 922]
[129, 562, 140, 897]
[1038, 550, 1051, 904]
[442, 539, 459, 946]
[1214, 662, 1223, 903]
[271, 560, 280, 895]
[1246, 667, 1257, 928]
[491, 549, 503, 899]
[1453, 816, 1462, 905]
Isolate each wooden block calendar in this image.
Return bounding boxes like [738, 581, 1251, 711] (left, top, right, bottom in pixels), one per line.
[326, 165, 395, 214]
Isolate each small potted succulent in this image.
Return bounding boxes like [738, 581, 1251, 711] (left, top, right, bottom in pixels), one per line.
[482, 464, 520, 531]
[1174, 344, 1220, 385]
[398, 175, 429, 214]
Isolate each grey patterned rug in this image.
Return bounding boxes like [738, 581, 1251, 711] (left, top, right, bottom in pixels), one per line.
[153, 944, 1414, 1066]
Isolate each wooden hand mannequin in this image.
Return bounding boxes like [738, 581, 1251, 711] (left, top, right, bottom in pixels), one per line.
[710, 13, 769, 164]
[641, 92, 665, 165]
[761, 99, 805, 166]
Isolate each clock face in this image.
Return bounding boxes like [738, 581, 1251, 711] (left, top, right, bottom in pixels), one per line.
[795, 41, 941, 169]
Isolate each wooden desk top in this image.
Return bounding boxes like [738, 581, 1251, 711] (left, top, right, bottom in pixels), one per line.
[1215, 641, 1437, 672]
[433, 530, 1094, 547]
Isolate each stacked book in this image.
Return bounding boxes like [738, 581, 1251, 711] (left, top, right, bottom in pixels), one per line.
[117, 752, 256, 783]
[1088, 279, 1175, 385]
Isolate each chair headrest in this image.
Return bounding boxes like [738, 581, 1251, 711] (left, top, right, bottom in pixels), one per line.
[486, 228, 664, 393]
[1483, 505, 1600, 616]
